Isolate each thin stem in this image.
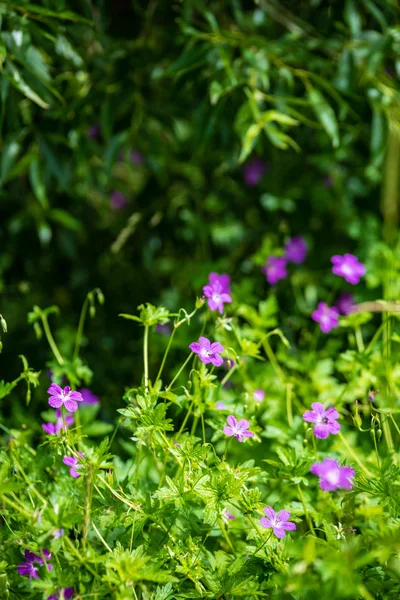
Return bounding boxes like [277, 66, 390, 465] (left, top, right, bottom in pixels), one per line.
[354, 326, 365, 353]
[338, 431, 374, 477]
[252, 530, 273, 556]
[167, 352, 193, 390]
[297, 484, 316, 536]
[92, 520, 112, 552]
[155, 328, 176, 385]
[176, 398, 195, 439]
[143, 325, 149, 389]
[220, 364, 239, 387]
[286, 383, 294, 428]
[73, 296, 90, 361]
[262, 339, 284, 382]
[42, 315, 64, 365]
[83, 466, 94, 549]
[218, 518, 236, 554]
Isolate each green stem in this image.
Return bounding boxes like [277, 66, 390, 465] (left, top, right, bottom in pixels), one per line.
[167, 352, 193, 390]
[155, 328, 176, 385]
[338, 431, 374, 477]
[354, 326, 365, 353]
[262, 338, 284, 382]
[286, 383, 294, 427]
[220, 363, 239, 387]
[73, 296, 90, 361]
[252, 530, 273, 556]
[144, 325, 149, 389]
[176, 398, 195, 439]
[83, 466, 94, 549]
[218, 518, 236, 554]
[297, 484, 316, 536]
[42, 314, 64, 365]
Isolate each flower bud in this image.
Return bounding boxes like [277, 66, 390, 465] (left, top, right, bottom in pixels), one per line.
[0, 340, 2, 353]
[353, 414, 362, 429]
[195, 296, 206, 310]
[0, 315, 7, 333]
[377, 428, 382, 441]
[97, 290, 105, 305]
[90, 305, 96, 318]
[34, 322, 42, 340]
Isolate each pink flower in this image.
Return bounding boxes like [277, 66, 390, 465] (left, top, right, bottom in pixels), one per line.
[47, 384, 83, 413]
[208, 272, 231, 293]
[48, 589, 74, 600]
[336, 292, 354, 315]
[63, 454, 84, 478]
[222, 511, 235, 521]
[253, 389, 265, 403]
[223, 415, 254, 442]
[284, 236, 308, 264]
[203, 280, 232, 314]
[243, 157, 267, 186]
[311, 458, 355, 491]
[216, 402, 225, 410]
[331, 254, 366, 285]
[260, 507, 296, 538]
[303, 402, 340, 439]
[189, 336, 224, 366]
[262, 256, 287, 285]
[311, 302, 339, 333]
[42, 409, 74, 435]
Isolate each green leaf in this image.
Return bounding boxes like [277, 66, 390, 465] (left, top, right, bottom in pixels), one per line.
[14, 4, 92, 24]
[0, 139, 20, 185]
[308, 87, 339, 148]
[5, 62, 49, 109]
[238, 123, 261, 163]
[29, 159, 49, 208]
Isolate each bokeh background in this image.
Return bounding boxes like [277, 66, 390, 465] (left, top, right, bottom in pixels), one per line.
[1, 0, 399, 415]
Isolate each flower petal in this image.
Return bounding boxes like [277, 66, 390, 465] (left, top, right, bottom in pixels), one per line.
[47, 383, 62, 395]
[210, 355, 224, 367]
[64, 399, 78, 413]
[63, 456, 77, 467]
[198, 336, 210, 349]
[223, 426, 234, 437]
[226, 415, 237, 428]
[189, 342, 201, 353]
[237, 419, 250, 431]
[302, 410, 318, 423]
[48, 396, 63, 409]
[313, 423, 330, 439]
[210, 342, 224, 354]
[263, 506, 276, 520]
[282, 521, 296, 531]
[273, 527, 286, 538]
[259, 517, 272, 529]
[277, 510, 291, 522]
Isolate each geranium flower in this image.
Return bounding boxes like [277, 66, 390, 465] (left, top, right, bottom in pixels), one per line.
[303, 402, 340, 439]
[223, 415, 254, 442]
[260, 507, 296, 538]
[311, 458, 355, 491]
[189, 337, 224, 366]
[208, 272, 231, 293]
[203, 281, 232, 314]
[47, 384, 83, 413]
[253, 389, 265, 402]
[42, 409, 74, 435]
[243, 157, 267, 186]
[80, 388, 100, 405]
[262, 256, 287, 285]
[336, 292, 354, 315]
[284, 236, 308, 264]
[331, 254, 366, 284]
[110, 190, 128, 210]
[48, 589, 74, 600]
[63, 454, 84, 478]
[17, 549, 53, 580]
[311, 302, 339, 333]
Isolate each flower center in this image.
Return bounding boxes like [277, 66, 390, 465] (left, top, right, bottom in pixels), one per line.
[325, 468, 340, 485]
[212, 292, 222, 303]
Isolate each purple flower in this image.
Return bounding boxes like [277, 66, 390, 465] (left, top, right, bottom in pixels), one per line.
[203, 281, 232, 314]
[262, 256, 287, 285]
[189, 336, 224, 366]
[48, 589, 74, 600]
[222, 511, 235, 521]
[311, 302, 339, 333]
[110, 190, 128, 210]
[88, 124, 100, 140]
[17, 549, 53, 580]
[223, 415, 254, 442]
[368, 390, 378, 402]
[331, 254, 366, 285]
[131, 149, 144, 166]
[208, 272, 231, 293]
[284, 236, 308, 264]
[303, 402, 340, 439]
[42, 409, 74, 435]
[260, 507, 296, 539]
[336, 292, 354, 315]
[47, 384, 83, 413]
[63, 455, 83, 478]
[156, 323, 171, 336]
[215, 401, 225, 410]
[311, 458, 355, 491]
[243, 157, 267, 186]
[253, 389, 265, 403]
[53, 528, 64, 539]
[80, 388, 100, 405]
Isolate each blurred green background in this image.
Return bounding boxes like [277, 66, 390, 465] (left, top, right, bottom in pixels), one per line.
[1, 0, 399, 412]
